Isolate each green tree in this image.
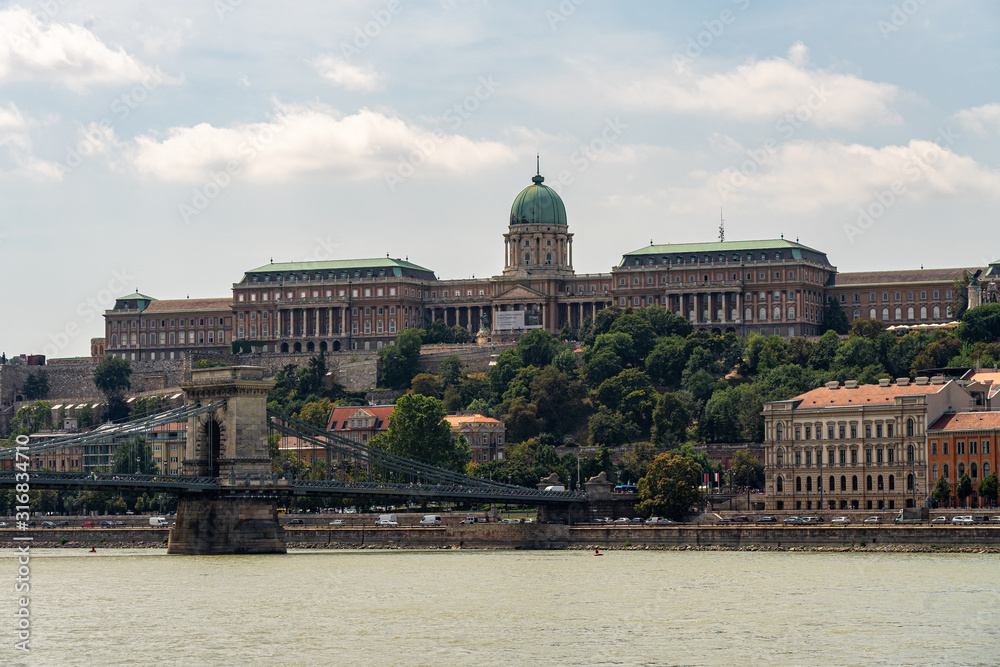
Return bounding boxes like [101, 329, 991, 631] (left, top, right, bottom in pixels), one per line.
[383, 393, 471, 472]
[957, 303, 1000, 345]
[93, 356, 132, 420]
[957, 473, 974, 507]
[294, 398, 333, 429]
[504, 397, 545, 443]
[112, 435, 158, 474]
[728, 449, 764, 490]
[438, 356, 467, 387]
[22, 371, 49, 400]
[529, 366, 586, 436]
[378, 329, 422, 390]
[820, 297, 850, 334]
[410, 373, 444, 398]
[129, 396, 168, 420]
[952, 272, 971, 321]
[650, 392, 690, 446]
[978, 472, 999, 507]
[620, 441, 662, 484]
[849, 318, 887, 340]
[609, 313, 656, 361]
[489, 349, 522, 399]
[645, 336, 688, 387]
[517, 329, 561, 368]
[588, 406, 639, 447]
[636, 452, 702, 520]
[296, 353, 328, 395]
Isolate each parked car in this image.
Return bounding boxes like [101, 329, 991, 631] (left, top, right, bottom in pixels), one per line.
[459, 517, 476, 525]
[971, 515, 990, 524]
[756, 516, 777, 524]
[81, 521, 95, 527]
[113, 521, 125, 527]
[375, 514, 398, 527]
[952, 515, 974, 525]
[41, 521, 55, 528]
[831, 517, 851, 525]
[990, 516, 1000, 523]
[55, 521, 69, 527]
[731, 515, 751, 523]
[931, 516, 948, 523]
[646, 517, 674, 524]
[287, 518, 304, 525]
[420, 515, 443, 526]
[614, 517, 630, 524]
[717, 517, 733, 524]
[629, 517, 644, 524]
[0, 522, 8, 528]
[782, 516, 802, 524]
[329, 519, 345, 526]
[100, 520, 115, 527]
[800, 516, 823, 524]
[863, 516, 882, 524]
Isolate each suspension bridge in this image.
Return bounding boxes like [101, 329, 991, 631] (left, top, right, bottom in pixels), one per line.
[0, 366, 588, 554]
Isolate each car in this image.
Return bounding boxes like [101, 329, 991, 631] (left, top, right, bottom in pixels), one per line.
[971, 515, 990, 524]
[932, 516, 948, 523]
[500, 518, 514, 523]
[756, 516, 777, 524]
[731, 515, 751, 523]
[802, 516, 824, 524]
[614, 517, 630, 524]
[863, 516, 882, 524]
[629, 517, 644, 524]
[100, 520, 115, 527]
[646, 517, 674, 524]
[287, 518, 304, 525]
[991, 517, 1000, 523]
[459, 517, 476, 525]
[329, 519, 345, 526]
[952, 515, 974, 525]
[113, 521, 125, 527]
[717, 517, 733, 524]
[81, 521, 95, 527]
[782, 516, 802, 524]
[0, 522, 8, 528]
[41, 521, 55, 528]
[831, 517, 851, 525]
[524, 518, 535, 524]
[55, 521, 69, 527]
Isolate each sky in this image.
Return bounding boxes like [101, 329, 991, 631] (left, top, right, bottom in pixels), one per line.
[1, 0, 998, 359]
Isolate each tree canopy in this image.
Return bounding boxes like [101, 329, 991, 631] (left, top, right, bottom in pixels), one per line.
[636, 452, 702, 520]
[93, 356, 132, 420]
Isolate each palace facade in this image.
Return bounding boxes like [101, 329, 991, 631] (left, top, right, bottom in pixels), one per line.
[102, 169, 985, 359]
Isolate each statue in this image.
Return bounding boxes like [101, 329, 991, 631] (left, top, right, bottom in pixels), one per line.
[480, 312, 490, 330]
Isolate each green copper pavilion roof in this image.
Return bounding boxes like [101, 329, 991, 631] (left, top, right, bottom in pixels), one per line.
[509, 173, 567, 226]
[624, 239, 824, 256]
[246, 258, 433, 274]
[116, 291, 158, 301]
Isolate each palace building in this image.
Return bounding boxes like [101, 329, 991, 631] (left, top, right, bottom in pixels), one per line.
[101, 168, 985, 359]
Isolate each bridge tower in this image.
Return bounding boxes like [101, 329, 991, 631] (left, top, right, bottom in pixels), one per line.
[168, 366, 286, 555]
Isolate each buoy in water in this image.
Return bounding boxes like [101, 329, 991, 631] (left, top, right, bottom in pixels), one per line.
[594, 548, 602, 556]
[89, 547, 96, 553]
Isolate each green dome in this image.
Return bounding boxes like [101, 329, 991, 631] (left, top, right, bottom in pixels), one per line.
[509, 173, 567, 226]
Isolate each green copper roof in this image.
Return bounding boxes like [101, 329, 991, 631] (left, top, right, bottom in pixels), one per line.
[116, 292, 158, 301]
[624, 239, 825, 256]
[246, 258, 433, 274]
[510, 173, 567, 226]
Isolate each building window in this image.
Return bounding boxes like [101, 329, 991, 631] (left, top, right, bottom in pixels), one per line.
[906, 418, 914, 437]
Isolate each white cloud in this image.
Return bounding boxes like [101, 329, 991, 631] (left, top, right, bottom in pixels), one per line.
[311, 54, 385, 92]
[0, 7, 173, 92]
[133, 19, 192, 55]
[125, 102, 516, 182]
[586, 43, 901, 130]
[664, 139, 1000, 215]
[0, 102, 63, 180]
[954, 103, 1000, 136]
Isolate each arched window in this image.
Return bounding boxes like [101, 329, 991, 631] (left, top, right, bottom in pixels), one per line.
[867, 475, 873, 491]
[943, 464, 949, 481]
[774, 307, 781, 320]
[546, 252, 552, 265]
[111, 334, 118, 347]
[776, 424, 784, 442]
[852, 475, 858, 491]
[882, 307, 889, 320]
[524, 253, 531, 265]
[985, 462, 991, 478]
[840, 475, 847, 491]
[920, 306, 927, 319]
[971, 461, 978, 479]
[806, 476, 812, 492]
[894, 307, 902, 320]
[130, 333, 137, 345]
[759, 307, 767, 320]
[869, 308, 876, 319]
[817, 477, 823, 491]
[907, 418, 914, 437]
[907, 306, 914, 320]
[776, 448, 784, 465]
[932, 464, 938, 480]
[933, 306, 940, 319]
[796, 477, 802, 492]
[829, 476, 836, 493]
[888, 475, 895, 491]
[731, 308, 738, 321]
[853, 309, 861, 319]
[745, 307, 753, 321]
[907, 474, 914, 491]
[907, 444, 914, 462]
[878, 475, 884, 490]
[788, 306, 795, 319]
[776, 476, 784, 492]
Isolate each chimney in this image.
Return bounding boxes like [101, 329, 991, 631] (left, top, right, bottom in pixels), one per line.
[878, 378, 891, 387]
[844, 380, 858, 389]
[915, 376, 929, 385]
[931, 375, 946, 385]
[896, 378, 909, 386]
[825, 381, 840, 390]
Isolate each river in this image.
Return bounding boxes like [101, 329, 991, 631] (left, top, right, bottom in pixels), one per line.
[3, 548, 999, 665]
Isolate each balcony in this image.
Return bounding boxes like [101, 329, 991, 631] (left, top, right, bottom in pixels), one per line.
[664, 279, 745, 293]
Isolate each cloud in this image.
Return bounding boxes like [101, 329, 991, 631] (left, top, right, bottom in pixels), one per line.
[0, 7, 174, 92]
[0, 103, 63, 180]
[586, 43, 901, 130]
[133, 19, 192, 55]
[953, 103, 1000, 136]
[665, 138, 1000, 215]
[125, 102, 516, 182]
[311, 54, 385, 92]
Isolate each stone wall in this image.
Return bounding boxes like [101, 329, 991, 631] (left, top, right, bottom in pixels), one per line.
[417, 343, 514, 374]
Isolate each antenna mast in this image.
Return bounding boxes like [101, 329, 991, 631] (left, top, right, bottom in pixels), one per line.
[719, 207, 725, 242]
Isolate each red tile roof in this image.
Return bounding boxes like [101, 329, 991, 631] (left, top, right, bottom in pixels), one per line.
[791, 382, 949, 407]
[143, 298, 232, 314]
[964, 371, 1000, 384]
[831, 268, 973, 286]
[443, 414, 503, 427]
[929, 412, 1000, 432]
[326, 405, 395, 431]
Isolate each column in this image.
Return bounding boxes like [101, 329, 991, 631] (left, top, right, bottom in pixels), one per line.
[328, 307, 333, 337]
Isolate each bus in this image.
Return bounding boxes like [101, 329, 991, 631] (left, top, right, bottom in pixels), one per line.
[613, 484, 637, 494]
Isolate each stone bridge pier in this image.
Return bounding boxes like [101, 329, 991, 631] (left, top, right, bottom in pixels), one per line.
[168, 366, 286, 555]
